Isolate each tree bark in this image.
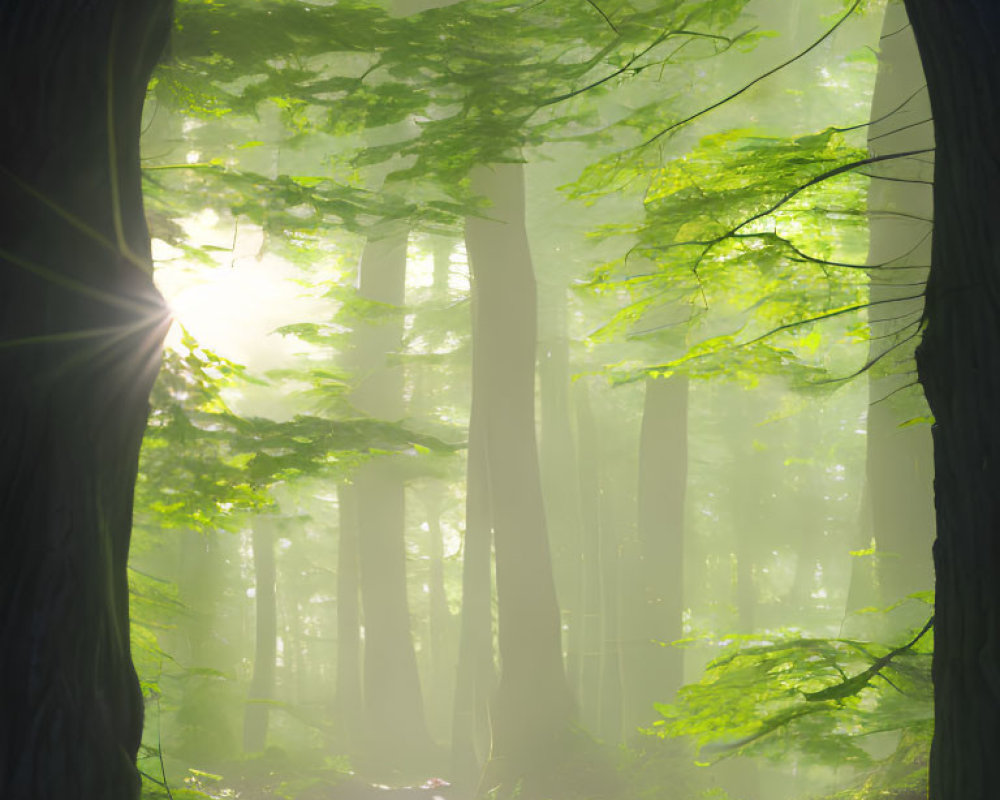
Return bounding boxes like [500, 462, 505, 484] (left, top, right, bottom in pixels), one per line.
[0, 3, 172, 798]
[903, 2, 1000, 798]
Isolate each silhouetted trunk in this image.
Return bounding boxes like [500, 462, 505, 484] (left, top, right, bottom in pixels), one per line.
[903, 2, 1000, 798]
[244, 519, 278, 752]
[623, 375, 688, 732]
[0, 3, 172, 798]
[466, 164, 575, 799]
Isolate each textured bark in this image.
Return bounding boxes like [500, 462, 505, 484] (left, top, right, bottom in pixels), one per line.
[902, 2, 1000, 798]
[466, 164, 575, 799]
[0, 3, 172, 798]
[244, 520, 278, 753]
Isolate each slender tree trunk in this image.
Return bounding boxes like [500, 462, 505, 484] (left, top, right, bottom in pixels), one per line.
[903, 2, 1000, 798]
[466, 163, 576, 799]
[0, 3, 172, 798]
[451, 402, 496, 788]
[574, 379, 624, 742]
[727, 387, 769, 636]
[537, 283, 583, 696]
[622, 375, 688, 732]
[244, 519, 278, 753]
[356, 461, 435, 768]
[351, 228, 435, 773]
[173, 530, 240, 760]
[852, 0, 935, 620]
[422, 238, 458, 741]
[334, 484, 365, 745]
[423, 483, 455, 740]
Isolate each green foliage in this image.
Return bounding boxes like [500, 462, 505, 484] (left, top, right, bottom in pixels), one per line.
[651, 614, 933, 798]
[144, 163, 467, 240]
[130, 0, 911, 797]
[148, 0, 758, 236]
[571, 126, 872, 385]
[137, 329, 458, 524]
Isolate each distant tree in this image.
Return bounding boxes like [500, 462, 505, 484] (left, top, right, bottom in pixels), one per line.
[0, 2, 173, 798]
[244, 517, 279, 752]
[850, 0, 934, 621]
[902, 2, 1000, 798]
[623, 374, 688, 730]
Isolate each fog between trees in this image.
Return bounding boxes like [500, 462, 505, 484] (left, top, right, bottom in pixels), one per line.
[9, 0, 983, 797]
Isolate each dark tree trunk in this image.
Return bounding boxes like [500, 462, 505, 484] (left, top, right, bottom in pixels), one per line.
[466, 164, 576, 799]
[244, 520, 278, 753]
[903, 2, 1000, 798]
[0, 3, 172, 798]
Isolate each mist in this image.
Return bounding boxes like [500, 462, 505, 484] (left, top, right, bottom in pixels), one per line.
[2, 0, 943, 799]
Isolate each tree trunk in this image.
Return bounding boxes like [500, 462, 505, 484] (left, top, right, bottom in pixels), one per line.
[622, 375, 688, 732]
[466, 163, 577, 799]
[0, 3, 172, 798]
[903, 2, 1000, 798]
[423, 483, 456, 741]
[574, 379, 625, 743]
[356, 460, 436, 771]
[537, 283, 584, 699]
[172, 530, 241, 761]
[334, 483, 365, 745]
[451, 397, 496, 788]
[351, 227, 435, 774]
[850, 0, 935, 623]
[244, 519, 278, 753]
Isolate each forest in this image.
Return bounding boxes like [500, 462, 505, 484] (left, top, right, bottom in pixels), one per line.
[1, 0, 999, 799]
